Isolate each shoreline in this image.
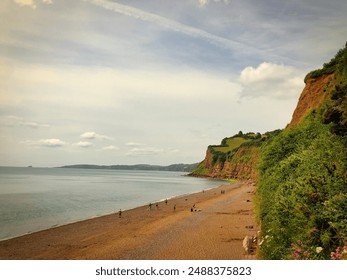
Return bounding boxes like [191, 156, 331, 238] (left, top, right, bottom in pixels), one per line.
[0, 181, 259, 260]
[0, 180, 227, 242]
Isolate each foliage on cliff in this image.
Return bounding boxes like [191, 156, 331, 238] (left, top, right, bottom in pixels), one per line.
[304, 45, 347, 82]
[190, 131, 271, 180]
[256, 45, 347, 259]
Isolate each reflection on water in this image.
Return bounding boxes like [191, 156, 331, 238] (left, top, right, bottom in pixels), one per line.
[0, 167, 226, 240]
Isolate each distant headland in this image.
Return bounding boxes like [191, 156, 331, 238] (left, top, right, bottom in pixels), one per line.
[59, 163, 199, 172]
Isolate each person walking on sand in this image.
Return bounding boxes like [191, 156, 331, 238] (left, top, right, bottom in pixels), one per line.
[149, 203, 152, 210]
[119, 209, 122, 218]
[165, 198, 168, 205]
[174, 204, 176, 211]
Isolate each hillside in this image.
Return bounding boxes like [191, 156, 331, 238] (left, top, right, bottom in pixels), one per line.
[257, 44, 347, 259]
[60, 163, 199, 172]
[190, 44, 347, 259]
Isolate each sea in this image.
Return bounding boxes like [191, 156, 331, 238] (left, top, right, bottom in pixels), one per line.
[0, 166, 226, 241]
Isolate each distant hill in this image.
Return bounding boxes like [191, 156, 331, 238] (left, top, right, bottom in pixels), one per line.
[60, 163, 199, 173]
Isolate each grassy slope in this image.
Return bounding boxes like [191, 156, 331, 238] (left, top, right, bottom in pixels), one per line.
[212, 137, 248, 153]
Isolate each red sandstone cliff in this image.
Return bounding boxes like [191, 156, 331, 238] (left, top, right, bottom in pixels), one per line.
[288, 74, 334, 128]
[194, 145, 260, 181]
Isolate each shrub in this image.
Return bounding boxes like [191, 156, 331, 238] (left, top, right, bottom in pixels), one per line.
[257, 118, 347, 259]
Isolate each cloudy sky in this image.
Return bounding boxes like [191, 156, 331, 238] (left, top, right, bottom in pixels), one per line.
[0, 0, 346, 167]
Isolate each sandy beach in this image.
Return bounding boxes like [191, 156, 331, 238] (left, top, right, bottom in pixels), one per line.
[0, 181, 258, 260]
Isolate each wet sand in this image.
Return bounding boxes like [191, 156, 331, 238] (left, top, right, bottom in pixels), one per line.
[0, 181, 258, 260]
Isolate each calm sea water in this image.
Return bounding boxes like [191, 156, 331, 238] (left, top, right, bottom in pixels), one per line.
[0, 166, 226, 241]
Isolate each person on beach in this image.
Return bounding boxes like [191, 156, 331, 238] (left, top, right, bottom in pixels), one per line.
[156, 203, 159, 210]
[149, 203, 152, 210]
[174, 204, 176, 211]
[165, 199, 168, 205]
[119, 209, 122, 218]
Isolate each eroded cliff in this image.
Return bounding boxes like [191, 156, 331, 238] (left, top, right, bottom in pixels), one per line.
[190, 133, 264, 180]
[288, 74, 335, 128]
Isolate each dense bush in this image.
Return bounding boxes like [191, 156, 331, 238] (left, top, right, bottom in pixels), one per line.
[257, 118, 347, 259]
[322, 82, 347, 136]
[211, 150, 227, 165]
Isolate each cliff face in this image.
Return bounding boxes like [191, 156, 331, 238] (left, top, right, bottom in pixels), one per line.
[191, 143, 260, 181]
[221, 146, 260, 180]
[288, 74, 335, 128]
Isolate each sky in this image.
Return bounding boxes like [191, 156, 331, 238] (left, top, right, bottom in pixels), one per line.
[0, 0, 346, 167]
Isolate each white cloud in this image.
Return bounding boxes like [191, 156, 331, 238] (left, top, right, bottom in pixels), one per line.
[74, 141, 93, 148]
[80, 131, 113, 140]
[13, 0, 53, 8]
[14, 0, 36, 8]
[0, 115, 50, 129]
[125, 142, 146, 147]
[198, 0, 209, 6]
[240, 63, 293, 83]
[38, 138, 65, 147]
[198, 0, 230, 7]
[21, 138, 66, 147]
[101, 145, 118, 151]
[80, 132, 97, 139]
[238, 62, 305, 99]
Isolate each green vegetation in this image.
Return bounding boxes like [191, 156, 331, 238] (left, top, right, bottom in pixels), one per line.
[256, 45, 347, 260]
[212, 137, 248, 153]
[304, 44, 347, 82]
[209, 132, 263, 165]
[257, 120, 347, 259]
[190, 130, 279, 177]
[192, 161, 208, 175]
[211, 150, 227, 165]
